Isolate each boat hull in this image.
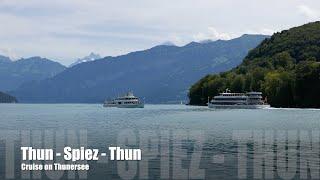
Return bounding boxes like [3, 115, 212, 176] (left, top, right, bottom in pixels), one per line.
[103, 104, 117, 107]
[103, 103, 144, 108]
[208, 104, 270, 109]
[117, 103, 144, 108]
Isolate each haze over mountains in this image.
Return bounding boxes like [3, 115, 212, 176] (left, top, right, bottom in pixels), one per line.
[11, 34, 268, 103]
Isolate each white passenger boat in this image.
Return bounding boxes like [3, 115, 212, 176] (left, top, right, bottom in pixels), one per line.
[104, 92, 144, 108]
[208, 89, 270, 109]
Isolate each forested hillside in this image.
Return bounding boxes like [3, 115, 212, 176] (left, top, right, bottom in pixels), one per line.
[189, 22, 320, 108]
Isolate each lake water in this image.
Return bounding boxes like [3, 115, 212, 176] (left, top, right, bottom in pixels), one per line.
[0, 104, 320, 179]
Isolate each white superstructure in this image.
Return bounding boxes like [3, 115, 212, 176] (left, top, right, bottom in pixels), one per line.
[104, 92, 144, 108]
[208, 90, 270, 109]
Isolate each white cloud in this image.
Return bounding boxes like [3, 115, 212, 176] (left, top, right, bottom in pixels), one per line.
[260, 28, 276, 35]
[193, 27, 233, 42]
[245, 28, 276, 36]
[0, 47, 19, 60]
[0, 0, 319, 64]
[298, 5, 320, 21]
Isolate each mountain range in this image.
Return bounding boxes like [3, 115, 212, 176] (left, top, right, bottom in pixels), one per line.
[11, 34, 268, 103]
[0, 56, 66, 91]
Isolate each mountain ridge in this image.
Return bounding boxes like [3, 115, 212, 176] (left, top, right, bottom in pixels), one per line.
[12, 34, 269, 103]
[0, 56, 66, 91]
[69, 52, 101, 67]
[0, 55, 12, 63]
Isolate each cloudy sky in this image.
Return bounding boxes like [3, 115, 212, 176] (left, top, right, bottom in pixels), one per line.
[0, 0, 319, 65]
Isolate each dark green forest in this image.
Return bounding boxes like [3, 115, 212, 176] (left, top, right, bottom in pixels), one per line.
[189, 21, 320, 108]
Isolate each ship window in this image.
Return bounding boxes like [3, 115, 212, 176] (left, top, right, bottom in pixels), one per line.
[215, 98, 247, 101]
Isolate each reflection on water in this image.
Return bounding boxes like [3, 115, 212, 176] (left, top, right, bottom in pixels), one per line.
[0, 104, 320, 179]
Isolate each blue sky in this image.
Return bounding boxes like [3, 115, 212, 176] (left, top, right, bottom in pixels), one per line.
[0, 0, 319, 65]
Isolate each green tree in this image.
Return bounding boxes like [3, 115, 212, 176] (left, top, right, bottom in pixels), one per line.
[230, 75, 245, 92]
[295, 61, 320, 107]
[262, 71, 294, 107]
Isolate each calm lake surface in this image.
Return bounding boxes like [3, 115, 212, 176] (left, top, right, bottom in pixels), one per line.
[0, 104, 320, 180]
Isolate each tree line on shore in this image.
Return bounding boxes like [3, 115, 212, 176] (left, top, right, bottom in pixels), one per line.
[0, 91, 17, 103]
